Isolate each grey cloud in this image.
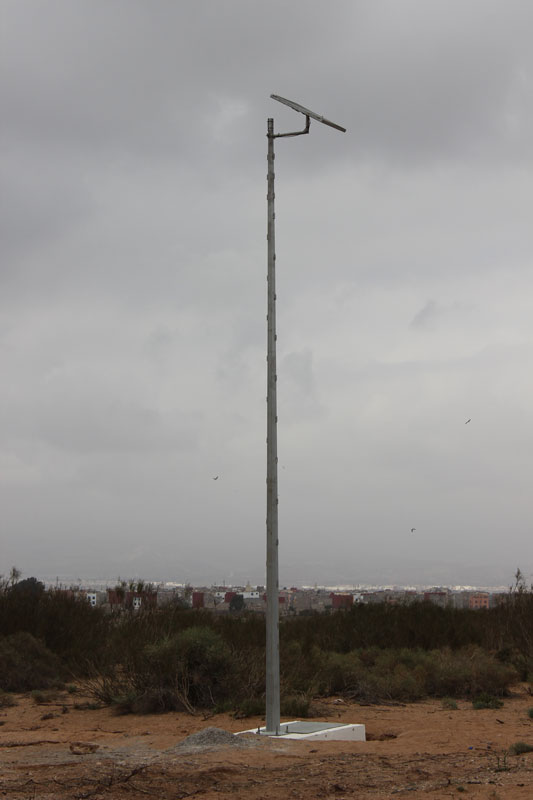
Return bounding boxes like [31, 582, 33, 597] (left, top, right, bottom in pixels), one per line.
[409, 300, 471, 330]
[410, 300, 440, 329]
[0, 149, 94, 269]
[3, 385, 200, 455]
[36, 402, 198, 455]
[280, 349, 325, 423]
[2, 1, 532, 169]
[282, 349, 316, 396]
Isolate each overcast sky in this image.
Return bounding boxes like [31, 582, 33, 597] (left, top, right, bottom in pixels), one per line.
[2, 1, 532, 588]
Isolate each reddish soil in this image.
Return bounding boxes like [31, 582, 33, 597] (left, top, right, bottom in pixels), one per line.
[1, 686, 533, 798]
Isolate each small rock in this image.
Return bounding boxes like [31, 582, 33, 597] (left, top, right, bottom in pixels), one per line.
[69, 742, 99, 754]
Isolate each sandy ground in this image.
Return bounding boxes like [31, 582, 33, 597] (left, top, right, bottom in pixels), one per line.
[1, 686, 533, 799]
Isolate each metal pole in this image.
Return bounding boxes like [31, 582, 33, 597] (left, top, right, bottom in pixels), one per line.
[263, 97, 343, 735]
[265, 117, 280, 735]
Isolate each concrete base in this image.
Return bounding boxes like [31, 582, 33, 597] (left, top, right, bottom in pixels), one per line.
[238, 720, 365, 741]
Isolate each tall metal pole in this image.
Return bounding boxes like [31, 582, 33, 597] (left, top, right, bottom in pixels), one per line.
[265, 116, 280, 735]
[264, 97, 345, 736]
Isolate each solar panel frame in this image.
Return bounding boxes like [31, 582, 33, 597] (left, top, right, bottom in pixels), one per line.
[270, 94, 346, 132]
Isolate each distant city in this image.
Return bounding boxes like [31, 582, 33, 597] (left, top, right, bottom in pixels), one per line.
[30, 553, 528, 594]
[41, 576, 516, 615]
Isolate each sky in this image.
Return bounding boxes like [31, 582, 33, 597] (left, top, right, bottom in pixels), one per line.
[1, 1, 532, 588]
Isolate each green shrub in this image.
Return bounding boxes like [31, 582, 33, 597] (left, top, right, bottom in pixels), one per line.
[0, 583, 108, 671]
[280, 693, 311, 718]
[427, 647, 516, 698]
[0, 690, 15, 707]
[230, 697, 264, 718]
[229, 693, 310, 720]
[441, 697, 458, 710]
[0, 632, 65, 692]
[314, 646, 515, 705]
[472, 693, 504, 710]
[315, 648, 427, 703]
[527, 707, 533, 720]
[509, 741, 533, 755]
[93, 626, 234, 714]
[109, 691, 142, 715]
[146, 626, 233, 708]
[31, 689, 61, 704]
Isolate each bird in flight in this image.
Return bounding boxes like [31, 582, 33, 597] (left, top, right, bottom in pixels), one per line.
[410, 528, 416, 533]
[465, 419, 471, 424]
[212, 476, 219, 481]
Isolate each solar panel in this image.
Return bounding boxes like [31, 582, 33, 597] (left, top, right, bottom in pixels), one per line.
[271, 94, 346, 132]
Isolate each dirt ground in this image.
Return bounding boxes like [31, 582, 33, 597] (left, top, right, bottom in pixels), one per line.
[1, 686, 533, 799]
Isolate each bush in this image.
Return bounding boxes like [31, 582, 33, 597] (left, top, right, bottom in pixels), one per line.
[314, 648, 426, 703]
[93, 626, 234, 714]
[0, 632, 65, 692]
[527, 707, 533, 720]
[441, 697, 458, 710]
[314, 646, 515, 705]
[509, 741, 533, 755]
[280, 693, 311, 718]
[428, 647, 516, 698]
[31, 689, 61, 704]
[0, 691, 15, 708]
[230, 693, 310, 720]
[233, 697, 265, 718]
[472, 693, 504, 710]
[280, 641, 323, 696]
[0, 584, 109, 672]
[144, 626, 233, 711]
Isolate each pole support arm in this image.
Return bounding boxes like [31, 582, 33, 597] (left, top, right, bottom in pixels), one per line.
[270, 115, 310, 138]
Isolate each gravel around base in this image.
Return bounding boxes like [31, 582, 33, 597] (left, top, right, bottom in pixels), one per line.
[174, 726, 252, 752]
